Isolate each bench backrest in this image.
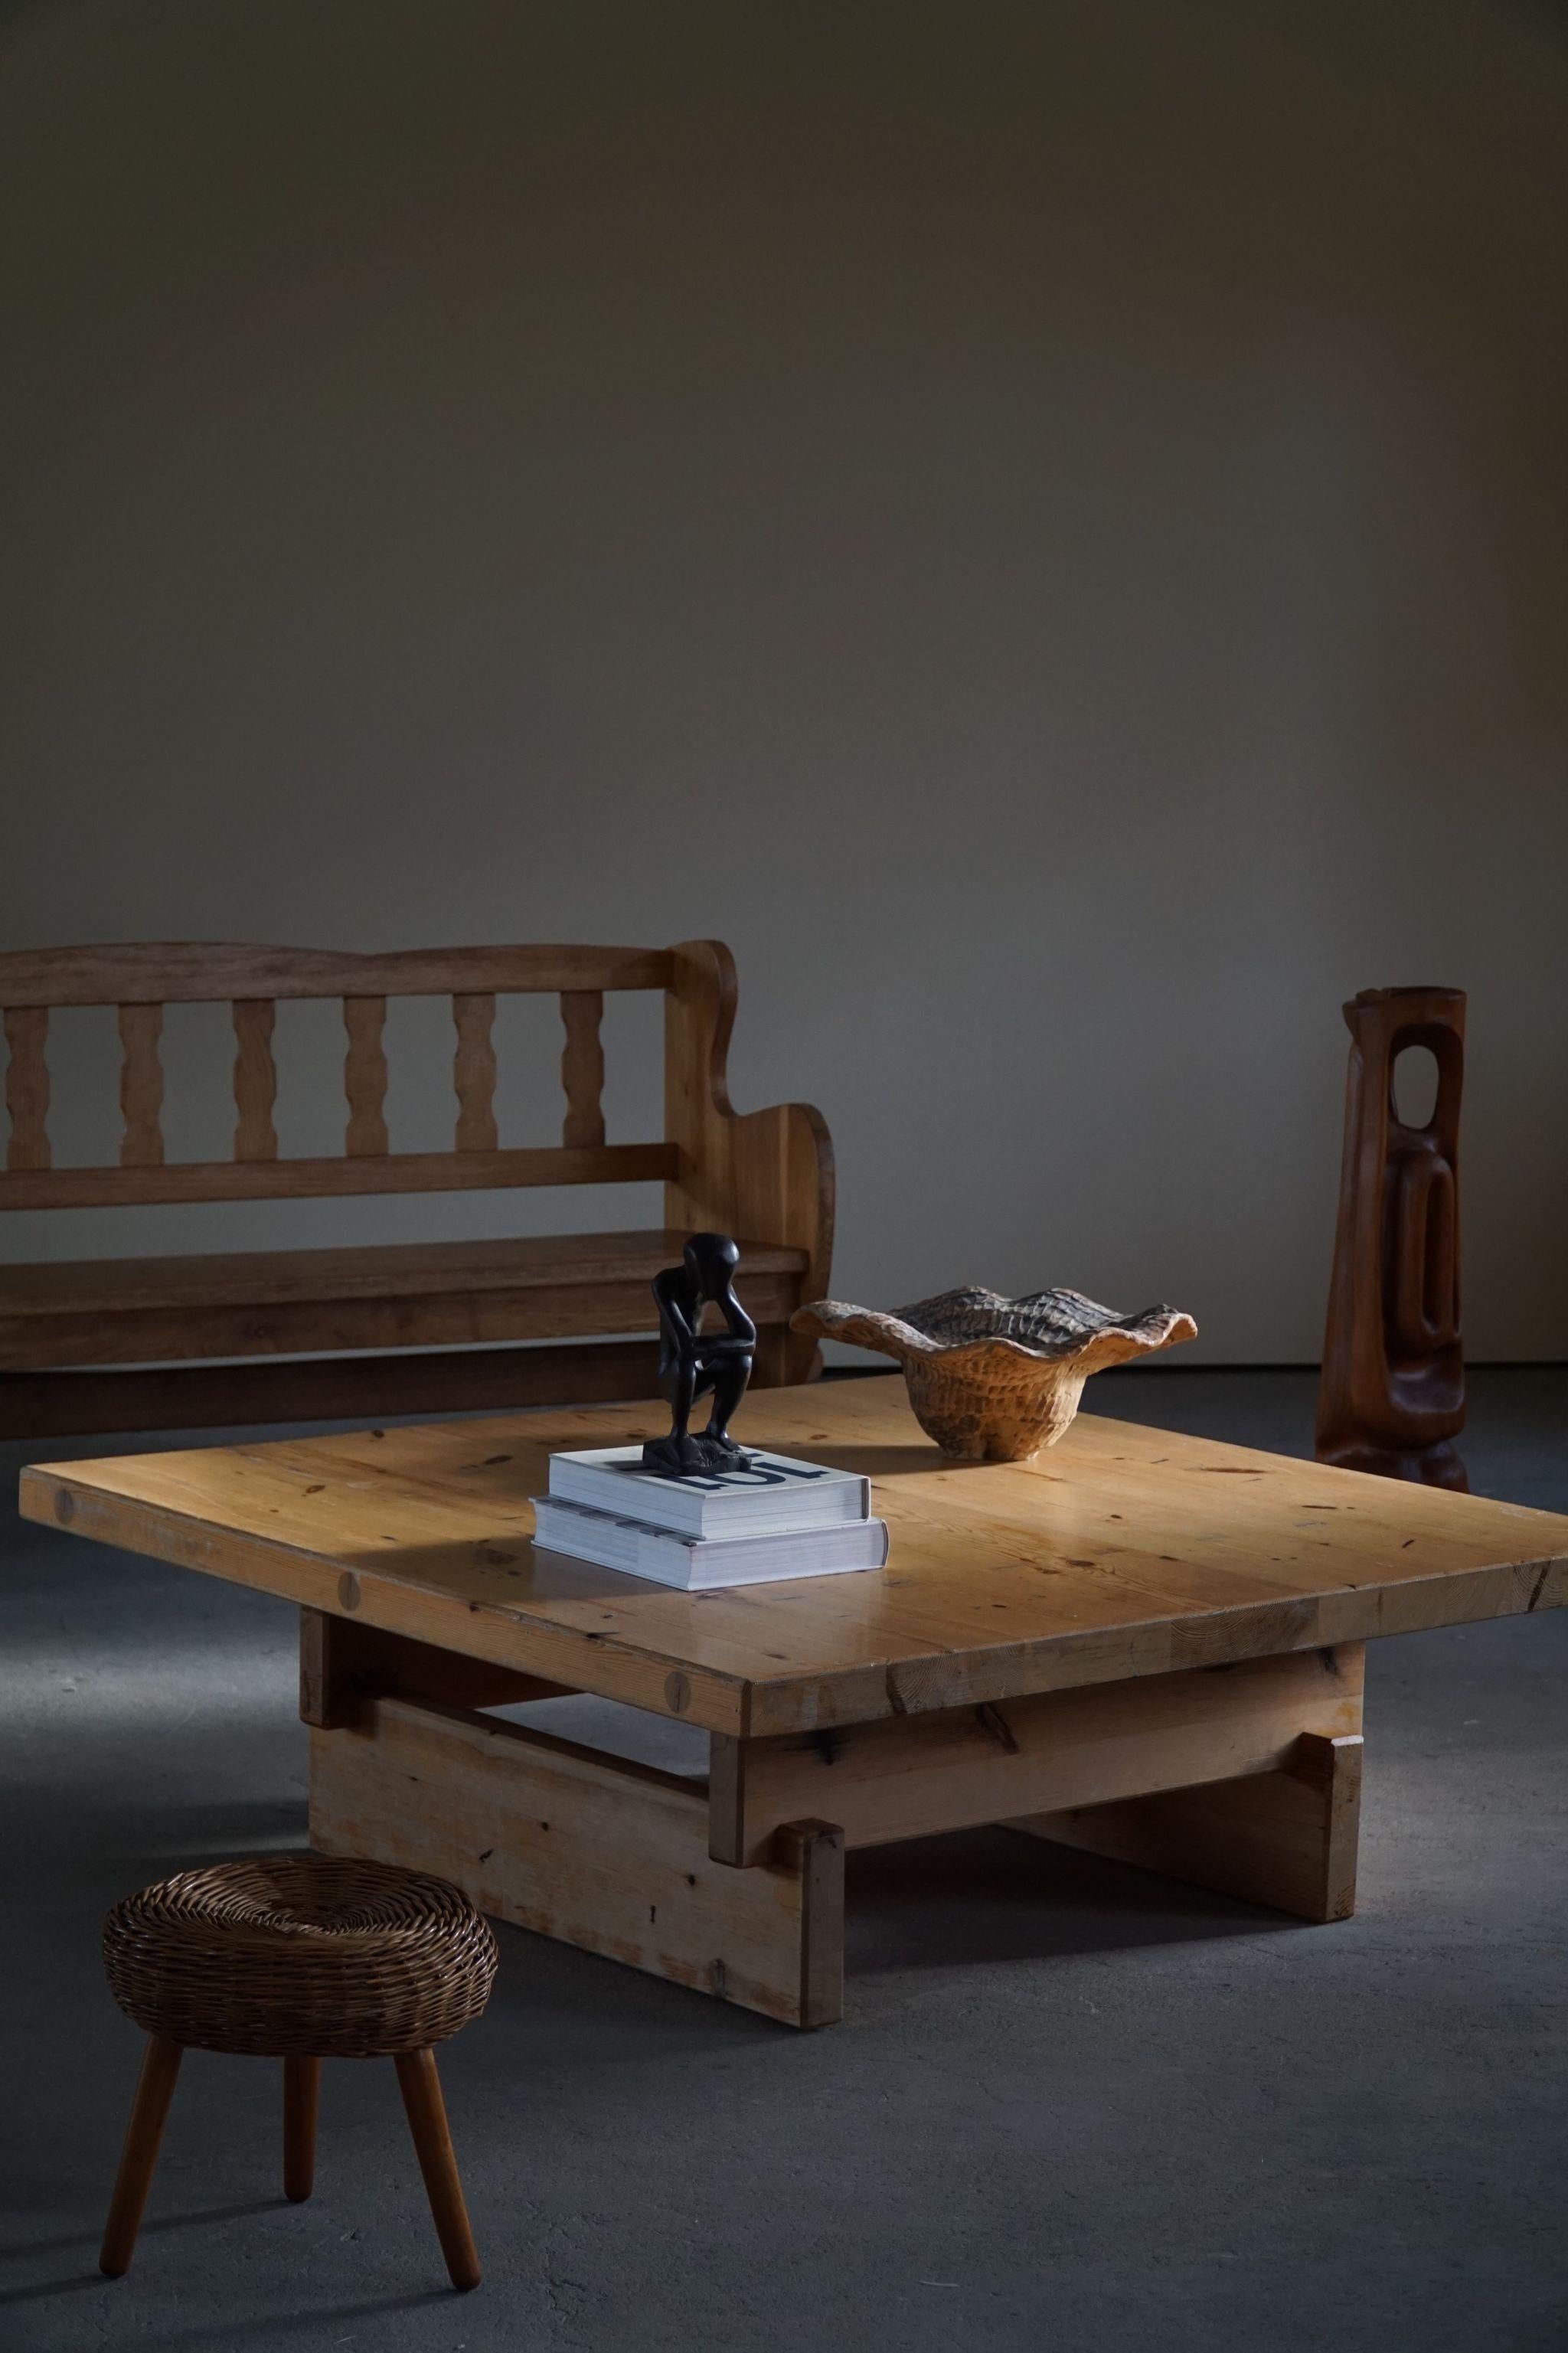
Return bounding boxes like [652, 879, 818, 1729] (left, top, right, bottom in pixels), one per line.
[0, 943, 682, 1211]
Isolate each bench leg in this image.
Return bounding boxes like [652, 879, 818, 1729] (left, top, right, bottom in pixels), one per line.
[1011, 1731, 1364, 1923]
[394, 2048, 481, 2293]
[100, 2034, 184, 2277]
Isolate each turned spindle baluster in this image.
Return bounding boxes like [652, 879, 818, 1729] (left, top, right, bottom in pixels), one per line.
[560, 990, 605, 1149]
[232, 1001, 278, 1162]
[118, 1005, 165, 1168]
[0, 938, 826, 1439]
[452, 995, 498, 1152]
[344, 996, 389, 1156]
[3, 1006, 51, 1170]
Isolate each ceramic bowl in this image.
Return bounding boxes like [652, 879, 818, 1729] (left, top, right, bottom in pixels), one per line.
[790, 1286, 1197, 1462]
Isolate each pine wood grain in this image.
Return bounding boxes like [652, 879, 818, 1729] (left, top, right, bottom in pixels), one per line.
[0, 1235, 802, 1367]
[0, 1139, 675, 1211]
[0, 942, 675, 1007]
[560, 990, 606, 1149]
[299, 1606, 577, 1728]
[4, 1005, 51, 1170]
[773, 1819, 845, 2029]
[708, 1644, 1364, 1864]
[0, 1337, 662, 1440]
[342, 995, 389, 1155]
[116, 1005, 165, 1168]
[0, 938, 831, 1431]
[663, 940, 833, 1385]
[0, 1229, 802, 1319]
[1015, 1730, 1364, 1922]
[232, 1000, 279, 1161]
[25, 1381, 1568, 1739]
[310, 1696, 844, 2027]
[451, 994, 498, 1152]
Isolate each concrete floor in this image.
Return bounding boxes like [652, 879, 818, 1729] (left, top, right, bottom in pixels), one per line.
[2, 1368, 1566, 2353]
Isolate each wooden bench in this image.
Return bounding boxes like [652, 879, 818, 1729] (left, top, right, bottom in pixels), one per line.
[0, 940, 832, 1439]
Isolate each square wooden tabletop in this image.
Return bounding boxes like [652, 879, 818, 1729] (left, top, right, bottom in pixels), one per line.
[21, 1376, 1568, 1737]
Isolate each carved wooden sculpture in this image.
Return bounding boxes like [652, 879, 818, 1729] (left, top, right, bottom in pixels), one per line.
[642, 1232, 756, 1476]
[1316, 986, 1467, 1490]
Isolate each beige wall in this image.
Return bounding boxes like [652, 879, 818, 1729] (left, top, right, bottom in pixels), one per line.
[2, 0, 1566, 1360]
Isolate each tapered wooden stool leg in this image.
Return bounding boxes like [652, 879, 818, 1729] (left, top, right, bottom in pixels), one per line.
[283, 2057, 320, 2202]
[100, 2034, 184, 2277]
[394, 2048, 481, 2291]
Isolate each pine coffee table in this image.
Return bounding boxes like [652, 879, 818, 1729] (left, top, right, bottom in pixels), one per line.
[23, 1377, 1568, 2028]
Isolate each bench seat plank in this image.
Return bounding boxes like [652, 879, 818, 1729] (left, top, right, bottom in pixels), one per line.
[0, 1229, 806, 1368]
[0, 1229, 805, 1319]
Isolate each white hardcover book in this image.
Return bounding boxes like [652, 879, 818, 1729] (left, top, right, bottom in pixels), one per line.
[545, 1446, 871, 1538]
[530, 1495, 890, 1590]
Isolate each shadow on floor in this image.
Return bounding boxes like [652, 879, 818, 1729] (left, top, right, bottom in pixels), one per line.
[846, 1826, 1292, 1976]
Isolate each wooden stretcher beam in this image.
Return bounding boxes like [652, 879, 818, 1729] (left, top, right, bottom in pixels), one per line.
[1012, 1730, 1365, 1923]
[709, 1645, 1364, 1865]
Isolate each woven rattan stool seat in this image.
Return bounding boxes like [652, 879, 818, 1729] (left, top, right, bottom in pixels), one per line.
[99, 1854, 495, 2290]
[103, 1855, 497, 2058]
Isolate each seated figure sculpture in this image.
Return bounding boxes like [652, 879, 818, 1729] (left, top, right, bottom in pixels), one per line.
[641, 1233, 756, 1477]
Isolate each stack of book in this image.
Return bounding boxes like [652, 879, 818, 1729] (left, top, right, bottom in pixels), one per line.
[531, 1447, 889, 1590]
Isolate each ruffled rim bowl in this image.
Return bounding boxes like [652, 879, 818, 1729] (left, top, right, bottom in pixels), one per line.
[791, 1286, 1197, 1461]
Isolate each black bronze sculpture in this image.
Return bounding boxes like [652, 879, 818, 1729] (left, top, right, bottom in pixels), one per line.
[641, 1233, 756, 1476]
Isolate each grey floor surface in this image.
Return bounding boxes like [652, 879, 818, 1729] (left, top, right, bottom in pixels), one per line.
[2, 1368, 1565, 2353]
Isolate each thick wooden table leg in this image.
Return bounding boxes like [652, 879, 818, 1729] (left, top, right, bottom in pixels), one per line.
[1012, 1730, 1364, 1922]
[309, 1695, 844, 2028]
[283, 2056, 319, 2201]
[100, 2034, 183, 2277]
[394, 2048, 482, 2293]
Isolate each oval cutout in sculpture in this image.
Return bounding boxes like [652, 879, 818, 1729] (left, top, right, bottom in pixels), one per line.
[1393, 1044, 1440, 1131]
[792, 1286, 1197, 1462]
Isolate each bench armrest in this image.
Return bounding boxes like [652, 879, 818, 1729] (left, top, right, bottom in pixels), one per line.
[665, 941, 835, 1381]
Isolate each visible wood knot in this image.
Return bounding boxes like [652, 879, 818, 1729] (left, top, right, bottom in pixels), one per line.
[664, 1672, 691, 1714]
[337, 1570, 361, 1613]
[53, 1488, 75, 1525]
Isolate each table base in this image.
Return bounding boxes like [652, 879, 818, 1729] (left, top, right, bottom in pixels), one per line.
[302, 1613, 1365, 2029]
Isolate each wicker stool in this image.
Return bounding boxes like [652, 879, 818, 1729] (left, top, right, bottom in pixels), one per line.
[99, 1855, 498, 2290]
